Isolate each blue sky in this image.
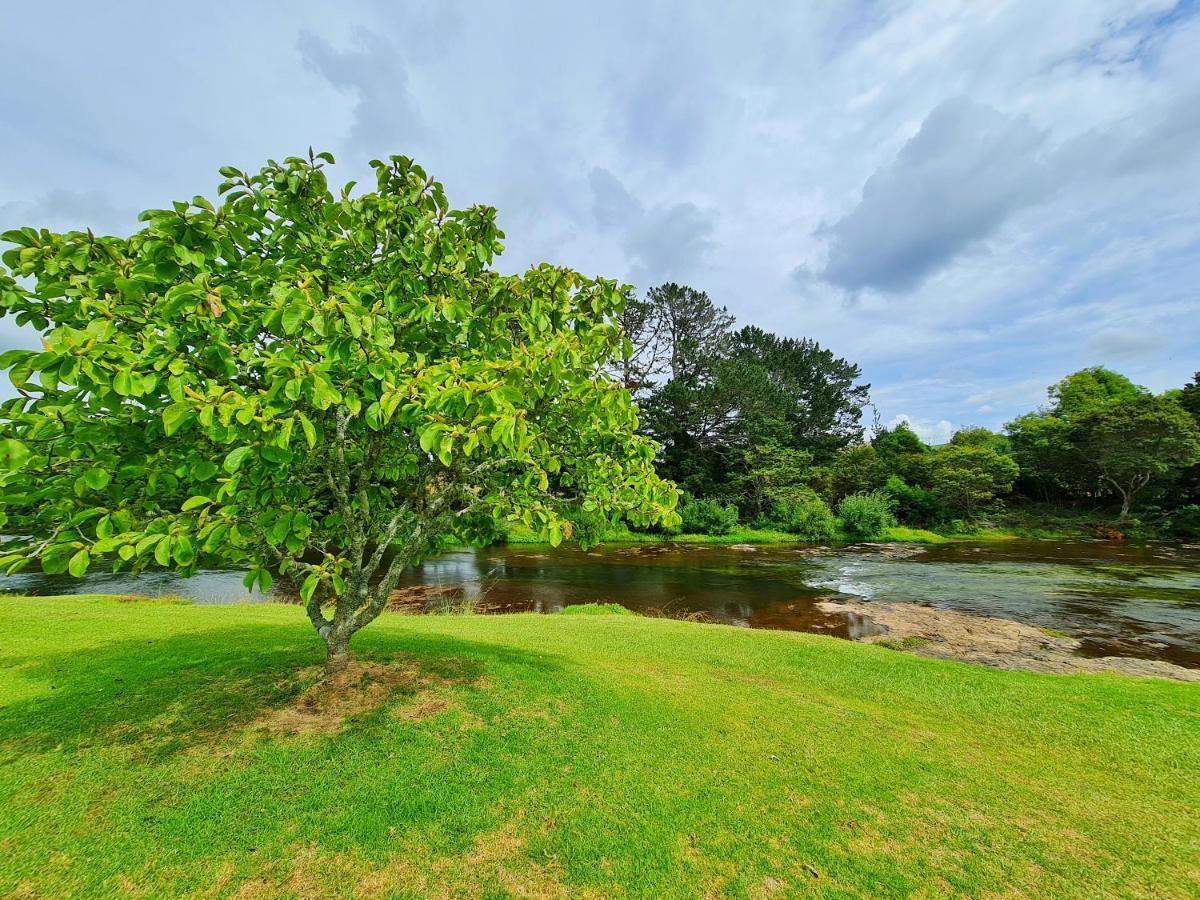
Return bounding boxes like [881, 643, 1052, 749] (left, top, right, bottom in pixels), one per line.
[2, 1, 1198, 441]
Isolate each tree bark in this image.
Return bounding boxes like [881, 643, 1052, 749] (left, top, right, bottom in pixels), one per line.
[323, 628, 352, 674]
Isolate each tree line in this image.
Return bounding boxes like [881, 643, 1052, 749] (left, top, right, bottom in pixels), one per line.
[618, 282, 1200, 539]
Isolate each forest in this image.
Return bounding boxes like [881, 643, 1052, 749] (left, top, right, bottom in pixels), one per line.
[612, 283, 1200, 542]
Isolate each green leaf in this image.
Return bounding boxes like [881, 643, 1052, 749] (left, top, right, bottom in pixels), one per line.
[190, 459, 219, 481]
[68, 548, 91, 577]
[223, 446, 253, 473]
[297, 413, 317, 449]
[154, 535, 174, 567]
[267, 511, 293, 544]
[282, 302, 307, 335]
[300, 573, 320, 604]
[162, 402, 191, 436]
[181, 495, 211, 511]
[0, 438, 30, 471]
[83, 467, 110, 490]
[173, 535, 195, 565]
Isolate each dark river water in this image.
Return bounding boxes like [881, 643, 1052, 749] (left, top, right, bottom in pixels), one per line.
[5, 539, 1199, 667]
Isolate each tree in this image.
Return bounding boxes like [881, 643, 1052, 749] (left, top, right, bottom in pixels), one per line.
[872, 422, 930, 485]
[948, 426, 1010, 454]
[0, 152, 678, 671]
[737, 441, 814, 518]
[649, 283, 733, 382]
[829, 444, 888, 501]
[1070, 395, 1200, 519]
[1179, 372, 1200, 422]
[610, 287, 667, 397]
[1048, 366, 1145, 420]
[725, 326, 868, 461]
[638, 285, 737, 496]
[929, 446, 1019, 519]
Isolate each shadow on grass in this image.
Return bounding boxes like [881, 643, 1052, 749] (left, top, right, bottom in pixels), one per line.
[0, 619, 566, 759]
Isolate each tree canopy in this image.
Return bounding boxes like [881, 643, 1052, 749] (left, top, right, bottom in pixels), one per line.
[0, 151, 678, 668]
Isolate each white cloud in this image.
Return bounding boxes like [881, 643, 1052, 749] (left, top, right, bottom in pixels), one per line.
[888, 415, 957, 446]
[0, 0, 1197, 433]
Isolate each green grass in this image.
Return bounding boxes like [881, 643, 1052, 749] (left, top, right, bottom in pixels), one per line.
[560, 602, 633, 616]
[1, 595, 1197, 897]
[879, 526, 951, 544]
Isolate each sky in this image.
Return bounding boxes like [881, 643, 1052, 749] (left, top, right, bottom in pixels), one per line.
[2, 0, 1198, 442]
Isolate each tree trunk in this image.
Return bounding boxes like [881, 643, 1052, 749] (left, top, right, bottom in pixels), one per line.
[323, 628, 352, 674]
[1118, 491, 1131, 521]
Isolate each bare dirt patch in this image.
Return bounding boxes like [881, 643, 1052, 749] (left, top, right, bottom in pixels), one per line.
[250, 661, 438, 737]
[820, 599, 1200, 682]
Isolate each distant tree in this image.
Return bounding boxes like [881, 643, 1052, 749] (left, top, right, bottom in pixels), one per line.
[829, 444, 888, 501]
[0, 152, 678, 671]
[610, 288, 667, 397]
[737, 441, 814, 518]
[1049, 367, 1145, 420]
[929, 446, 1019, 519]
[726, 326, 868, 461]
[949, 427, 1010, 454]
[1070, 396, 1200, 519]
[650, 283, 734, 382]
[872, 422, 930, 485]
[638, 284, 737, 494]
[1005, 367, 1145, 506]
[1006, 412, 1081, 503]
[1179, 372, 1200, 422]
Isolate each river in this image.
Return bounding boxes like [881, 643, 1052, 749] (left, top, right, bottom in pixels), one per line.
[5, 539, 1199, 669]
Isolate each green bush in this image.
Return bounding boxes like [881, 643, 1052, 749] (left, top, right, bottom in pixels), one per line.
[837, 491, 896, 539]
[678, 497, 739, 535]
[1166, 505, 1200, 540]
[883, 475, 944, 526]
[770, 498, 838, 541]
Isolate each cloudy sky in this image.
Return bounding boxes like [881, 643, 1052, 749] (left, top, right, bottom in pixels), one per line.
[3, 1, 1198, 441]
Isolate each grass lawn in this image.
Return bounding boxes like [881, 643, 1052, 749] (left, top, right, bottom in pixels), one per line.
[1, 596, 1197, 897]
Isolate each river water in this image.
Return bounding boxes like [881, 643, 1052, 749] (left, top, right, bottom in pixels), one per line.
[5, 539, 1199, 668]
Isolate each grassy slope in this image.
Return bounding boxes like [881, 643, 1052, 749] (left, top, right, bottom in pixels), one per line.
[1, 597, 1197, 898]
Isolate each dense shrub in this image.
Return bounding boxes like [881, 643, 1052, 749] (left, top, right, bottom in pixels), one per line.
[678, 497, 739, 535]
[883, 475, 944, 526]
[837, 491, 896, 539]
[769, 498, 838, 541]
[1166, 505, 1200, 540]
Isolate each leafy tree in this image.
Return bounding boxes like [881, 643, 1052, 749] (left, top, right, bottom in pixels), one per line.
[0, 152, 678, 671]
[1070, 395, 1200, 519]
[949, 426, 1010, 454]
[1005, 411, 1079, 503]
[1049, 366, 1145, 420]
[929, 445, 1019, 519]
[725, 326, 868, 460]
[610, 287, 667, 397]
[829, 444, 888, 501]
[650, 283, 734, 382]
[882, 475, 944, 526]
[737, 441, 814, 518]
[872, 422, 930, 485]
[1179, 372, 1200, 422]
[677, 497, 738, 535]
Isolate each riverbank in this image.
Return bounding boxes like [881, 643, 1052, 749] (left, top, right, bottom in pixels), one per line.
[2, 595, 1197, 896]
[820, 597, 1200, 682]
[500, 509, 1113, 547]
